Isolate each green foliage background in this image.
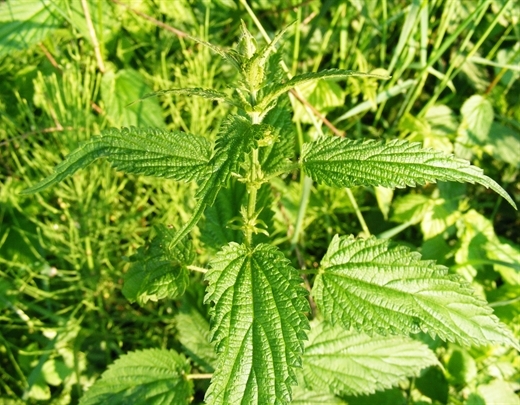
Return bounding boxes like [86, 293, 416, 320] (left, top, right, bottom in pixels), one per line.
[1, 0, 519, 404]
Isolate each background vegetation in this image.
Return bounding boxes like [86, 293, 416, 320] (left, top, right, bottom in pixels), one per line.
[1, 0, 519, 403]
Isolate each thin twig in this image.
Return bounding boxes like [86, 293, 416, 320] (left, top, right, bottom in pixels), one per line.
[288, 89, 344, 137]
[81, 0, 105, 72]
[38, 43, 62, 73]
[0, 126, 77, 147]
[111, 0, 188, 38]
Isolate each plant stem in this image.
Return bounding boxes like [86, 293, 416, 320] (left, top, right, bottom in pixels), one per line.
[346, 188, 370, 237]
[244, 113, 262, 247]
[291, 176, 313, 248]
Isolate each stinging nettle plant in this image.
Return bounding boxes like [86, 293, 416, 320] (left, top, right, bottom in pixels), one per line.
[23, 23, 519, 404]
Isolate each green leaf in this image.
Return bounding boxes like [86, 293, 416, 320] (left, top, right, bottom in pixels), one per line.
[0, 0, 62, 56]
[79, 349, 193, 405]
[301, 137, 517, 209]
[259, 69, 389, 110]
[21, 127, 212, 194]
[175, 301, 217, 372]
[204, 243, 309, 404]
[391, 193, 434, 225]
[101, 69, 165, 128]
[313, 235, 520, 349]
[302, 322, 438, 397]
[476, 380, 520, 405]
[291, 388, 346, 405]
[202, 181, 246, 249]
[123, 225, 194, 305]
[130, 87, 241, 109]
[290, 80, 344, 124]
[167, 114, 259, 249]
[242, 22, 294, 91]
[455, 210, 520, 285]
[414, 366, 448, 404]
[461, 95, 494, 144]
[185, 32, 241, 72]
[446, 348, 477, 386]
[486, 122, 520, 167]
[258, 103, 295, 176]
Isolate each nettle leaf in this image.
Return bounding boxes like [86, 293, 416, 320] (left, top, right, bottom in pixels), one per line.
[313, 235, 520, 349]
[79, 348, 193, 405]
[202, 181, 274, 249]
[175, 301, 217, 372]
[202, 181, 247, 249]
[259, 103, 295, 176]
[131, 87, 243, 109]
[204, 243, 309, 404]
[167, 114, 260, 248]
[301, 137, 516, 208]
[123, 225, 194, 305]
[22, 127, 212, 194]
[302, 322, 438, 397]
[259, 69, 389, 110]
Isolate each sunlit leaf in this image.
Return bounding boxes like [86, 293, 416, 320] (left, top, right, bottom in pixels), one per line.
[22, 127, 212, 194]
[204, 243, 309, 404]
[79, 349, 192, 405]
[301, 136, 516, 208]
[313, 235, 520, 349]
[302, 322, 438, 396]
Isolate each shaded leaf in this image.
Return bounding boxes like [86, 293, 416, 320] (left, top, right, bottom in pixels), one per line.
[204, 243, 309, 404]
[175, 301, 217, 372]
[313, 235, 520, 349]
[123, 225, 194, 305]
[258, 103, 295, 176]
[167, 114, 259, 249]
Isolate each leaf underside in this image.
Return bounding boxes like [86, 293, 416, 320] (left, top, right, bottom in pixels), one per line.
[22, 126, 212, 194]
[204, 243, 309, 405]
[123, 225, 194, 305]
[313, 235, 520, 350]
[79, 348, 193, 405]
[301, 137, 516, 209]
[302, 322, 438, 397]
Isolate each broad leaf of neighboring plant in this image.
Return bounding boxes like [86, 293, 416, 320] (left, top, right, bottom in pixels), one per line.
[302, 322, 438, 396]
[0, 0, 62, 56]
[21, 127, 212, 194]
[175, 301, 217, 373]
[123, 225, 194, 305]
[101, 69, 165, 128]
[313, 235, 520, 350]
[455, 210, 520, 285]
[461, 95, 494, 144]
[204, 243, 309, 404]
[79, 349, 193, 405]
[301, 136, 517, 209]
[291, 387, 346, 404]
